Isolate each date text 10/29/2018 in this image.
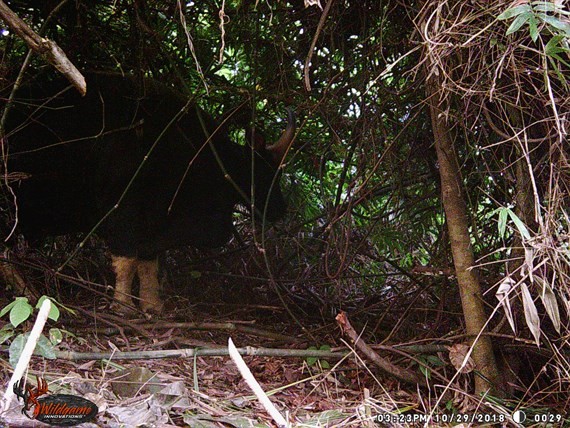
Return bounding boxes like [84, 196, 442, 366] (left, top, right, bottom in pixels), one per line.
[375, 412, 564, 424]
[375, 413, 507, 424]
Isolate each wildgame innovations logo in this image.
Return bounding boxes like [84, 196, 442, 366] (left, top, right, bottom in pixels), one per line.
[13, 376, 98, 426]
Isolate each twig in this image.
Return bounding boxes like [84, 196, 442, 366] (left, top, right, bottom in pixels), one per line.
[303, 0, 334, 91]
[336, 311, 427, 387]
[0, 0, 85, 95]
[137, 321, 299, 343]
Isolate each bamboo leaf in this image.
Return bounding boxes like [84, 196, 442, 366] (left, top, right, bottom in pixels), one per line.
[498, 207, 509, 238]
[524, 246, 534, 282]
[498, 5, 533, 20]
[532, 0, 570, 15]
[536, 277, 561, 333]
[496, 277, 516, 333]
[561, 292, 570, 318]
[528, 15, 539, 42]
[506, 12, 533, 35]
[521, 282, 541, 345]
[541, 15, 570, 33]
[507, 209, 531, 240]
[532, 1, 557, 13]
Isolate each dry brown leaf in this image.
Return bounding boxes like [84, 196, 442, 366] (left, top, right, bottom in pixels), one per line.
[521, 282, 541, 345]
[448, 343, 475, 374]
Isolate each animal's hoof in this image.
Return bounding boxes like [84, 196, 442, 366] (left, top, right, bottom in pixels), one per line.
[110, 299, 137, 316]
[140, 299, 164, 316]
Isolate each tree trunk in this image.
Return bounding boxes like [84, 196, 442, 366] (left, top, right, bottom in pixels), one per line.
[427, 80, 502, 396]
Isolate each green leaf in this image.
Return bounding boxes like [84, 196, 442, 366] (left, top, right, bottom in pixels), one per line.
[532, 1, 557, 13]
[307, 356, 317, 366]
[531, 1, 570, 15]
[10, 298, 33, 328]
[528, 15, 539, 42]
[9, 333, 27, 367]
[506, 12, 533, 35]
[507, 210, 531, 240]
[0, 324, 14, 344]
[0, 299, 21, 318]
[303, 410, 347, 424]
[49, 328, 63, 346]
[35, 334, 57, 359]
[419, 364, 431, 379]
[36, 296, 60, 321]
[8, 332, 57, 367]
[425, 355, 445, 366]
[548, 56, 570, 87]
[541, 15, 570, 33]
[498, 5, 532, 20]
[498, 207, 509, 238]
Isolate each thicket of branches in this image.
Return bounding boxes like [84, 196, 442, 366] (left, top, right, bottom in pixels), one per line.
[2, 0, 570, 409]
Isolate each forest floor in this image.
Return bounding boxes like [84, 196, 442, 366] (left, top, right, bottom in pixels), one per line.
[0, 247, 565, 427]
[0, 287, 404, 428]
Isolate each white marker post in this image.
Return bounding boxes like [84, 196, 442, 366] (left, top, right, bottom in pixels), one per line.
[1, 298, 52, 413]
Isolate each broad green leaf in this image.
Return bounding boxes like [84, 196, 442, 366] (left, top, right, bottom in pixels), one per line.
[49, 328, 63, 345]
[35, 334, 57, 360]
[0, 300, 17, 318]
[10, 298, 33, 328]
[36, 296, 60, 322]
[307, 356, 317, 366]
[498, 5, 532, 20]
[8, 333, 27, 367]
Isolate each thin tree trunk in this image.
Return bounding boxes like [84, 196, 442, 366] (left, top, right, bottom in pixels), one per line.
[426, 80, 502, 396]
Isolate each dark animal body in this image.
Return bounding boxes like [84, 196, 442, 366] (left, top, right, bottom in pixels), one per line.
[3, 73, 295, 314]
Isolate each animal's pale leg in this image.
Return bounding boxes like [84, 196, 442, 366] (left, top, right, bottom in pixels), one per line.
[111, 255, 138, 310]
[137, 258, 164, 315]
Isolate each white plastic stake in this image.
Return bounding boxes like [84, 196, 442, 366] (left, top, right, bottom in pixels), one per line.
[1, 298, 52, 413]
[228, 338, 288, 428]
